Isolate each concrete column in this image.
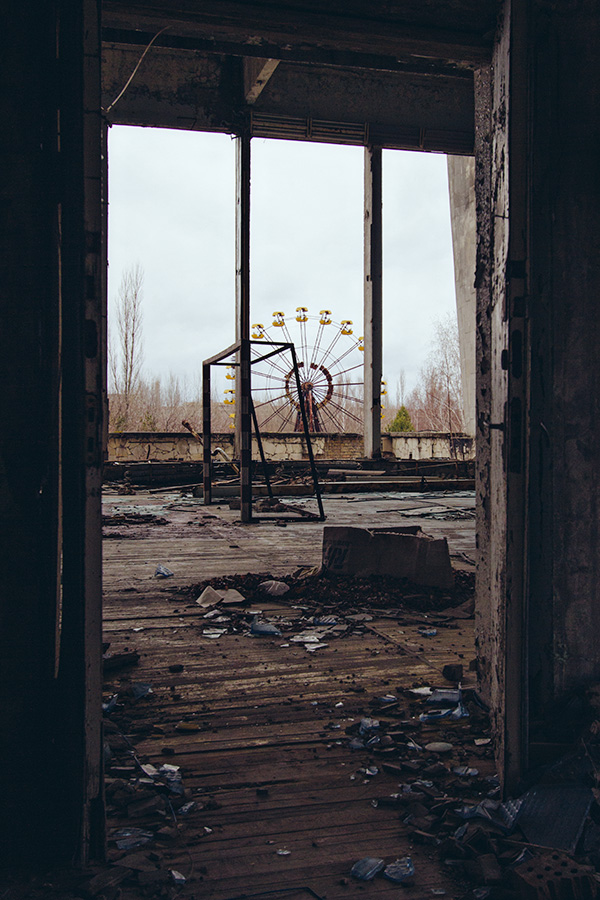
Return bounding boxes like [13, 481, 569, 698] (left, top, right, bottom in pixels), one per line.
[235, 134, 252, 520]
[235, 134, 251, 345]
[474, 4, 513, 790]
[363, 145, 383, 459]
[448, 156, 476, 437]
[55, 0, 106, 862]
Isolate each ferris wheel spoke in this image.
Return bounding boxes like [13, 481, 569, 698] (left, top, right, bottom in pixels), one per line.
[251, 371, 287, 383]
[257, 355, 292, 377]
[326, 342, 359, 370]
[333, 395, 363, 405]
[311, 379, 326, 393]
[319, 403, 345, 432]
[253, 392, 290, 409]
[259, 405, 288, 429]
[259, 326, 277, 343]
[319, 329, 344, 365]
[281, 322, 294, 346]
[278, 403, 297, 432]
[302, 320, 310, 373]
[308, 322, 325, 370]
[330, 362, 364, 378]
[325, 397, 364, 425]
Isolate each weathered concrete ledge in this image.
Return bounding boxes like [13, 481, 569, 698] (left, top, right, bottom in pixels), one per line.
[108, 431, 475, 463]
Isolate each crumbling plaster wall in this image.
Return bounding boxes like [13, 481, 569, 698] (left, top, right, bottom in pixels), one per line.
[473, 5, 509, 775]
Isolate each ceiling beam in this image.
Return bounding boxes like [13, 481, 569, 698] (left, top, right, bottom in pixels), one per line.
[101, 45, 474, 154]
[244, 58, 279, 105]
[101, 27, 475, 79]
[102, 0, 495, 66]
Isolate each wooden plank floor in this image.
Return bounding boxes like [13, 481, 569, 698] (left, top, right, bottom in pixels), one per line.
[103, 489, 484, 900]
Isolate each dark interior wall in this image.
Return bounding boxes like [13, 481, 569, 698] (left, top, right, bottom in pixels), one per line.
[0, 1, 63, 863]
[0, 0, 104, 866]
[478, 0, 600, 787]
[527, 1, 600, 709]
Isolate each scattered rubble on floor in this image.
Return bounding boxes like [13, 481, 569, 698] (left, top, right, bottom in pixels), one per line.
[19, 564, 600, 899]
[183, 565, 476, 615]
[97, 661, 600, 899]
[102, 510, 170, 540]
[92, 568, 600, 900]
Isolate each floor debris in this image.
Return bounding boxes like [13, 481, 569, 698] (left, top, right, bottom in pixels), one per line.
[20, 490, 600, 900]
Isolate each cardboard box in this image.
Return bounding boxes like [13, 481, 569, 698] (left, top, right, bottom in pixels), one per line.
[322, 525, 454, 589]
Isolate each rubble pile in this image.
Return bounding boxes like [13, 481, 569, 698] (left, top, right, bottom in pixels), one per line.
[184, 566, 475, 615]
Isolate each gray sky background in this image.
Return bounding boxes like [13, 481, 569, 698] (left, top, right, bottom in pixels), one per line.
[107, 126, 457, 402]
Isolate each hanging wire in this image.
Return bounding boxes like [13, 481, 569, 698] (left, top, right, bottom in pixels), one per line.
[104, 26, 171, 114]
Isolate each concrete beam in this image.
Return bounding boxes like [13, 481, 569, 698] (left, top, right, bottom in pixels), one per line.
[363, 145, 383, 459]
[101, 46, 474, 153]
[102, 0, 497, 67]
[244, 56, 279, 104]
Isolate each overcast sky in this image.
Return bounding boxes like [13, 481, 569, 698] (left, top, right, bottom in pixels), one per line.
[107, 126, 457, 402]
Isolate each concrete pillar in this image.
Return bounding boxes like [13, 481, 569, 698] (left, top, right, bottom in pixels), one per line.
[473, 0, 515, 791]
[363, 145, 383, 459]
[59, 0, 105, 861]
[448, 156, 476, 437]
[235, 134, 252, 520]
[235, 134, 251, 345]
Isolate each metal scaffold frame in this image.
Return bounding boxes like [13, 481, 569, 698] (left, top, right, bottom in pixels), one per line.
[202, 338, 326, 523]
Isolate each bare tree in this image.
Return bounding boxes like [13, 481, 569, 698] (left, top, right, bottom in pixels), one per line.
[395, 369, 406, 408]
[109, 264, 144, 430]
[405, 313, 464, 434]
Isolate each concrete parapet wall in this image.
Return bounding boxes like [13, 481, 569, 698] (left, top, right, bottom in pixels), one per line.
[108, 431, 474, 462]
[383, 432, 474, 460]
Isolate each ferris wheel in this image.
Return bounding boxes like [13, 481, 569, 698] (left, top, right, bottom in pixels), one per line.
[223, 308, 386, 433]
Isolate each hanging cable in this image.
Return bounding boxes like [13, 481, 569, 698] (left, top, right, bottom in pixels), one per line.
[104, 26, 171, 114]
